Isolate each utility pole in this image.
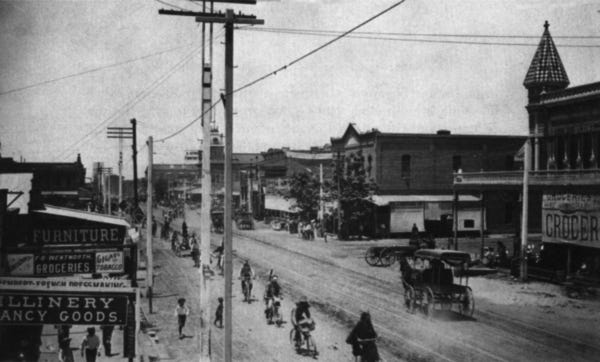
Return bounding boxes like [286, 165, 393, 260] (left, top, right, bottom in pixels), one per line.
[107, 125, 135, 211]
[520, 137, 531, 282]
[158, 3, 262, 361]
[319, 163, 324, 220]
[131, 118, 139, 210]
[146, 136, 154, 313]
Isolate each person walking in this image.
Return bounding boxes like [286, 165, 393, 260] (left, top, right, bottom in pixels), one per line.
[100, 325, 114, 356]
[191, 234, 200, 268]
[214, 297, 224, 328]
[80, 327, 101, 362]
[151, 217, 157, 237]
[346, 312, 380, 362]
[175, 298, 190, 339]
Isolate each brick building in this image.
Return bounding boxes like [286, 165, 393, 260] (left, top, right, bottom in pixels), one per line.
[454, 21, 600, 280]
[0, 154, 87, 211]
[331, 124, 524, 236]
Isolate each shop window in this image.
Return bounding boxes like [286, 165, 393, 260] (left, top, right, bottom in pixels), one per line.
[463, 219, 475, 228]
[452, 155, 462, 172]
[401, 155, 411, 178]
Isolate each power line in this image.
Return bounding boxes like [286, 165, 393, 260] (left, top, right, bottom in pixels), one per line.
[154, 0, 410, 143]
[155, 0, 190, 11]
[0, 42, 194, 97]
[55, 45, 203, 161]
[243, 26, 600, 40]
[241, 27, 600, 49]
[233, 0, 410, 94]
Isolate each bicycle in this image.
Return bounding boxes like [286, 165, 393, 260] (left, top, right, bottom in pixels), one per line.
[290, 321, 318, 358]
[239, 277, 254, 303]
[266, 296, 284, 327]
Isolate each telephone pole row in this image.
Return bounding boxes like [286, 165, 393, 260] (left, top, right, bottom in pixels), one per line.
[159, 3, 263, 362]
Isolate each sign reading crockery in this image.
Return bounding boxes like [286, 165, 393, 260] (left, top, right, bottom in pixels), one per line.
[0, 277, 134, 325]
[542, 193, 600, 248]
[7, 251, 125, 276]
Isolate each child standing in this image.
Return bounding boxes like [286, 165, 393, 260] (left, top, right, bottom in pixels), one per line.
[175, 298, 190, 339]
[214, 297, 224, 328]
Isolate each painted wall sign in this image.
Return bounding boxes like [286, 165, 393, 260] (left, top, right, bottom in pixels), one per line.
[0, 277, 133, 293]
[542, 193, 600, 248]
[95, 251, 124, 273]
[6, 254, 34, 275]
[6, 251, 125, 276]
[0, 293, 129, 325]
[32, 227, 123, 245]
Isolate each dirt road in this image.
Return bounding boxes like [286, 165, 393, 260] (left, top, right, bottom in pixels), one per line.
[154, 208, 600, 361]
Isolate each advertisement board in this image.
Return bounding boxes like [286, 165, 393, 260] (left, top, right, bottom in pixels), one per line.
[0, 292, 129, 325]
[0, 277, 132, 292]
[542, 193, 600, 249]
[6, 251, 124, 276]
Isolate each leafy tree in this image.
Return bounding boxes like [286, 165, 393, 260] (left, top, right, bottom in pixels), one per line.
[331, 149, 378, 240]
[284, 171, 321, 221]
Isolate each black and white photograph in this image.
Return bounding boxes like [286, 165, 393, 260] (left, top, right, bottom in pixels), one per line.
[1, 0, 599, 361]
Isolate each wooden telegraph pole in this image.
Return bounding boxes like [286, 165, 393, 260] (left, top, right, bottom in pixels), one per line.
[146, 136, 154, 313]
[520, 137, 531, 282]
[159, 3, 263, 361]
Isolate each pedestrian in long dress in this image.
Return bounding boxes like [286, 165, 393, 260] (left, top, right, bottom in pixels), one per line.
[214, 297, 224, 328]
[175, 298, 190, 338]
[346, 312, 380, 362]
[100, 325, 114, 356]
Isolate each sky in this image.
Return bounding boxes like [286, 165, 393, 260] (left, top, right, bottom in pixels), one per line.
[1, 0, 599, 179]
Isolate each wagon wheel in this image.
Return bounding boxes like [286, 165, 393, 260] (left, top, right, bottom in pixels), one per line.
[403, 284, 416, 314]
[458, 286, 475, 317]
[422, 287, 435, 319]
[364, 247, 380, 266]
[379, 248, 395, 267]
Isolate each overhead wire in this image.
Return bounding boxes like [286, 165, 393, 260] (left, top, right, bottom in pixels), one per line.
[240, 27, 600, 48]
[54, 44, 203, 161]
[243, 26, 600, 40]
[154, 1, 411, 144]
[0, 42, 195, 97]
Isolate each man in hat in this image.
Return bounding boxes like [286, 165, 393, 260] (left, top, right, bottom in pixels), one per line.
[80, 327, 101, 362]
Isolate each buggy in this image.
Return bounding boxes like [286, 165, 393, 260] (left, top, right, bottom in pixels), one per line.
[401, 249, 474, 318]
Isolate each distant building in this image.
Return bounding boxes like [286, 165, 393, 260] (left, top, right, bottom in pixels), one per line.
[254, 146, 333, 219]
[454, 21, 600, 280]
[332, 123, 524, 237]
[0, 153, 87, 210]
[150, 125, 262, 207]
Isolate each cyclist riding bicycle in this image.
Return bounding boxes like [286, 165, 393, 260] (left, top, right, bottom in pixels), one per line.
[264, 275, 282, 318]
[239, 260, 255, 301]
[291, 296, 314, 347]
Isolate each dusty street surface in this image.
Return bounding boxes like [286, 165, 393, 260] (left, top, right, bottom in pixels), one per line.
[148, 208, 600, 361]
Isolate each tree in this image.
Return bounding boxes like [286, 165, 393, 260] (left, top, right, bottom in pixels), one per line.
[331, 149, 377, 240]
[284, 171, 321, 221]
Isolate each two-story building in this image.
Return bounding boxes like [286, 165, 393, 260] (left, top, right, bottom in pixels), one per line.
[332, 124, 525, 237]
[454, 21, 600, 280]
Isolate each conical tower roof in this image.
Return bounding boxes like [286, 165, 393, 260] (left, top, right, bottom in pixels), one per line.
[523, 21, 569, 89]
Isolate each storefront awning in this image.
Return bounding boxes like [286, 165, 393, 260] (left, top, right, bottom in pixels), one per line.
[367, 194, 481, 206]
[34, 205, 131, 228]
[265, 194, 300, 213]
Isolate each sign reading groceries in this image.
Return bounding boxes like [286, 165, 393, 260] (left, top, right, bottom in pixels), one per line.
[542, 193, 600, 248]
[7, 251, 124, 276]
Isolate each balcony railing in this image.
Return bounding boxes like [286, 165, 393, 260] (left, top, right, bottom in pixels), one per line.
[454, 169, 600, 187]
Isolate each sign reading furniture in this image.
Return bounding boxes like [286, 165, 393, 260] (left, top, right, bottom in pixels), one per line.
[542, 193, 600, 248]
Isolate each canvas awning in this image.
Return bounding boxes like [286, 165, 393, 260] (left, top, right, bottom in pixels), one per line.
[367, 194, 481, 206]
[265, 195, 299, 213]
[34, 205, 131, 228]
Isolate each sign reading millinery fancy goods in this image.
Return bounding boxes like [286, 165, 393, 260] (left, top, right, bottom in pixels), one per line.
[542, 193, 600, 248]
[0, 277, 134, 325]
[6, 251, 124, 276]
[0, 293, 129, 325]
